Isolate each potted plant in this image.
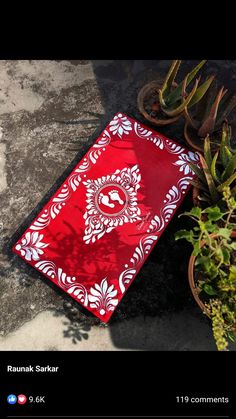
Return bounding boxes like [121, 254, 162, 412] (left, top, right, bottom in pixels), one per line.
[190, 123, 236, 207]
[175, 187, 236, 351]
[184, 81, 236, 152]
[137, 60, 214, 126]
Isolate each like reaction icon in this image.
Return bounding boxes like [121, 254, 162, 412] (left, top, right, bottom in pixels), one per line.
[18, 394, 27, 405]
[7, 394, 17, 404]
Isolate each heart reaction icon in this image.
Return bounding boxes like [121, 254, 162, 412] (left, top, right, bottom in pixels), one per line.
[18, 394, 27, 404]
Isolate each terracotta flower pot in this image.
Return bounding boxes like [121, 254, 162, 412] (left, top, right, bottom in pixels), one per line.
[137, 80, 181, 126]
[184, 121, 223, 153]
[188, 231, 236, 316]
[184, 121, 204, 153]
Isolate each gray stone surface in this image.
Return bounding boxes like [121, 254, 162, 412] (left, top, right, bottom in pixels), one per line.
[0, 60, 104, 337]
[0, 60, 235, 350]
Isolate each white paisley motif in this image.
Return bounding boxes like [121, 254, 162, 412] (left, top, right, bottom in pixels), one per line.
[118, 268, 136, 294]
[83, 164, 142, 244]
[164, 139, 185, 154]
[174, 151, 200, 175]
[35, 260, 56, 277]
[130, 235, 158, 265]
[134, 122, 164, 149]
[118, 235, 158, 294]
[15, 232, 49, 261]
[35, 261, 89, 306]
[109, 113, 132, 138]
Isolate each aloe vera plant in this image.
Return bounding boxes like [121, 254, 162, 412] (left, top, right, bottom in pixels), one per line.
[138, 60, 214, 126]
[190, 123, 236, 205]
[184, 81, 236, 151]
[159, 60, 214, 117]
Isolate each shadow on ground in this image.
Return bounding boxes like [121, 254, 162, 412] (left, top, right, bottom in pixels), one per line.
[2, 60, 236, 350]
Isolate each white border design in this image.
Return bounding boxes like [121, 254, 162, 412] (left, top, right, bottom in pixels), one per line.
[30, 130, 111, 231]
[14, 113, 197, 319]
[147, 177, 192, 234]
[35, 261, 118, 316]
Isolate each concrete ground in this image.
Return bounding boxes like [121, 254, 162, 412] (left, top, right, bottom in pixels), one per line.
[0, 60, 235, 351]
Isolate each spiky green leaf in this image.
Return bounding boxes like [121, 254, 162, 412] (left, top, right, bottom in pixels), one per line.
[166, 60, 206, 105]
[210, 151, 221, 184]
[188, 75, 215, 108]
[203, 135, 212, 170]
[220, 145, 232, 169]
[188, 162, 206, 184]
[162, 77, 199, 117]
[161, 60, 181, 99]
[222, 152, 236, 181]
[199, 154, 220, 203]
[217, 172, 236, 191]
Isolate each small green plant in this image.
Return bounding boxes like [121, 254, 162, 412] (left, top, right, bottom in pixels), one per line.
[158, 60, 214, 118]
[184, 81, 236, 149]
[175, 188, 236, 351]
[190, 123, 236, 205]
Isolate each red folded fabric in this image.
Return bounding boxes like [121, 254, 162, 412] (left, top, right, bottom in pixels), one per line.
[13, 113, 198, 322]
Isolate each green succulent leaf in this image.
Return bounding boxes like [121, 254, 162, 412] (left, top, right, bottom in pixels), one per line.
[159, 87, 167, 108]
[191, 180, 209, 192]
[188, 162, 206, 184]
[203, 135, 212, 170]
[217, 172, 236, 191]
[220, 145, 232, 169]
[211, 151, 221, 184]
[188, 75, 215, 108]
[222, 152, 236, 182]
[161, 60, 181, 99]
[221, 123, 232, 148]
[199, 154, 220, 204]
[166, 60, 206, 105]
[162, 77, 199, 117]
